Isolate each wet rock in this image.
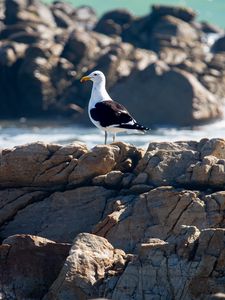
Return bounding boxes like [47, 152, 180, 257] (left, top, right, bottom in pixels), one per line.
[0, 234, 70, 300]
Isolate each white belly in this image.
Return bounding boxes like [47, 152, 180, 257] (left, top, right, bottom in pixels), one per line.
[89, 113, 127, 133]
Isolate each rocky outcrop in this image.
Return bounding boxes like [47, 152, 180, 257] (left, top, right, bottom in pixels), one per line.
[1, 139, 225, 299]
[0, 0, 224, 125]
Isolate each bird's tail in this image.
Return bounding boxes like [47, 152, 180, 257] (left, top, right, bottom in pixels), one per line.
[117, 123, 150, 132]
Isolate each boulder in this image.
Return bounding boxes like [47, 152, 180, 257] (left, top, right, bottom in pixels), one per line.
[122, 8, 198, 52]
[0, 234, 70, 300]
[151, 4, 196, 22]
[148, 15, 199, 52]
[44, 233, 128, 300]
[5, 0, 56, 27]
[95, 9, 133, 36]
[51, 3, 97, 30]
[111, 62, 223, 126]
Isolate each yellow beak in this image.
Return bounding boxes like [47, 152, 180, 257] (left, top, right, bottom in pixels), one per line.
[80, 76, 91, 83]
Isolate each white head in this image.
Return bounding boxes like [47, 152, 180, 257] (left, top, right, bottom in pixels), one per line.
[80, 70, 105, 84]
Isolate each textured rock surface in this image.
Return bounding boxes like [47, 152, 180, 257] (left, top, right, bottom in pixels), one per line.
[0, 0, 224, 125]
[0, 234, 70, 300]
[44, 233, 128, 300]
[1, 139, 225, 299]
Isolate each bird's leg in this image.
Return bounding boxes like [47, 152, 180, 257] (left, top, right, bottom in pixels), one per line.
[113, 133, 116, 143]
[104, 131, 108, 145]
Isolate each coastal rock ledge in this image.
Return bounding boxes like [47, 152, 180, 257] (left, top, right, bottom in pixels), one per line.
[1, 139, 225, 299]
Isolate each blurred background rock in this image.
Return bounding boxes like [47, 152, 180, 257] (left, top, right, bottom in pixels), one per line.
[0, 0, 225, 147]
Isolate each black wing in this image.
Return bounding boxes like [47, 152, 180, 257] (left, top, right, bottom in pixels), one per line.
[90, 100, 133, 127]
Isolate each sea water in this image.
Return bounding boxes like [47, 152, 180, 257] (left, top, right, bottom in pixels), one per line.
[1, 116, 225, 149]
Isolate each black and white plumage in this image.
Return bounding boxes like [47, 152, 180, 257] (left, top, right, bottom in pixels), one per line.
[80, 70, 149, 144]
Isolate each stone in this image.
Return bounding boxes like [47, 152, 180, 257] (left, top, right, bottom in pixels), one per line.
[95, 9, 133, 36]
[149, 15, 199, 52]
[5, 0, 56, 27]
[151, 4, 196, 22]
[111, 62, 222, 127]
[0, 186, 115, 242]
[0, 234, 70, 300]
[212, 35, 225, 53]
[43, 233, 128, 300]
[68, 142, 143, 186]
[0, 142, 87, 188]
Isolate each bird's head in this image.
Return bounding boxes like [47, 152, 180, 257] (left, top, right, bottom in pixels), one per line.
[80, 70, 105, 84]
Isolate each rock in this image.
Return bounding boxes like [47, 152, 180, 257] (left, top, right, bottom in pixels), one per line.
[72, 6, 97, 30]
[111, 62, 222, 126]
[0, 186, 115, 242]
[95, 19, 122, 36]
[0, 234, 70, 300]
[1, 139, 225, 298]
[200, 21, 224, 34]
[136, 138, 225, 188]
[68, 142, 143, 186]
[5, 0, 56, 27]
[0, 142, 87, 188]
[151, 4, 196, 22]
[51, 3, 97, 30]
[149, 15, 199, 52]
[212, 35, 225, 53]
[95, 9, 133, 36]
[44, 233, 128, 300]
[105, 229, 225, 299]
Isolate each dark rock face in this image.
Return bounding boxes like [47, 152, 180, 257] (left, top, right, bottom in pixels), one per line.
[212, 35, 225, 53]
[1, 139, 225, 299]
[111, 62, 222, 126]
[0, 0, 224, 125]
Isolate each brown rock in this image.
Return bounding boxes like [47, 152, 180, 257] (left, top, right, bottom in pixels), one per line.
[0, 186, 115, 242]
[44, 233, 127, 300]
[68, 142, 143, 186]
[0, 234, 70, 300]
[0, 142, 87, 188]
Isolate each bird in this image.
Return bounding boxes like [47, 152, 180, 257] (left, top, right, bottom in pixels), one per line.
[80, 70, 149, 144]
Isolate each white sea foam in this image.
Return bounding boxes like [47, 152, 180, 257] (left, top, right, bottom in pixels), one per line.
[1, 116, 225, 150]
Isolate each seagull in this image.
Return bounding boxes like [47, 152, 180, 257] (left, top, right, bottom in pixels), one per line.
[80, 70, 149, 144]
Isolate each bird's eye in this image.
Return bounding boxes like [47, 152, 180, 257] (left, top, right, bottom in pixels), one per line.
[94, 73, 97, 76]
